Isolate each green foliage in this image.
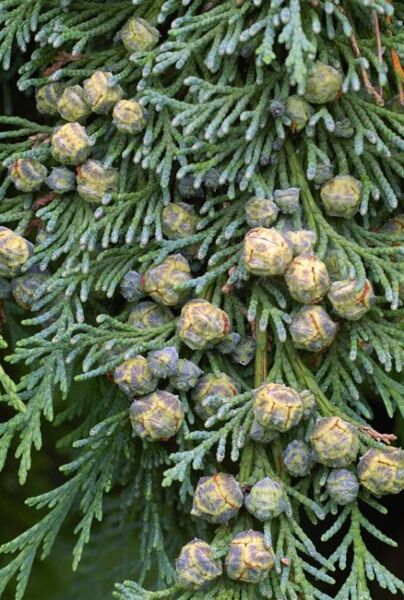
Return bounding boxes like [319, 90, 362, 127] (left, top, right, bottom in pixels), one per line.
[0, 0, 403, 598]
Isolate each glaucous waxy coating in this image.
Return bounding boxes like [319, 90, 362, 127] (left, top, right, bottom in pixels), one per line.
[10, 159, 47, 193]
[303, 61, 343, 104]
[217, 332, 241, 355]
[273, 187, 300, 214]
[253, 383, 304, 432]
[320, 175, 362, 218]
[120, 270, 143, 302]
[161, 202, 198, 240]
[244, 477, 286, 521]
[282, 440, 313, 477]
[148, 346, 179, 378]
[178, 299, 230, 350]
[120, 16, 159, 52]
[192, 372, 239, 420]
[11, 272, 49, 310]
[51, 122, 93, 165]
[285, 254, 330, 304]
[128, 301, 173, 329]
[112, 99, 147, 134]
[285, 230, 317, 256]
[328, 278, 375, 321]
[130, 390, 184, 441]
[191, 473, 243, 524]
[0, 227, 32, 278]
[249, 419, 278, 443]
[358, 448, 404, 496]
[243, 227, 293, 276]
[169, 359, 203, 391]
[289, 305, 337, 352]
[225, 530, 275, 583]
[76, 159, 119, 203]
[56, 84, 91, 122]
[114, 355, 158, 396]
[35, 82, 64, 115]
[142, 254, 191, 306]
[310, 416, 359, 468]
[285, 96, 314, 132]
[245, 197, 279, 228]
[46, 167, 76, 194]
[83, 71, 124, 114]
[175, 539, 222, 589]
[232, 336, 256, 365]
[327, 469, 359, 505]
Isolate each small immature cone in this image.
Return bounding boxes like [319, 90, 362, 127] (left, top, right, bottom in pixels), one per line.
[327, 469, 359, 505]
[142, 254, 192, 306]
[112, 99, 147, 134]
[10, 159, 47, 193]
[127, 301, 173, 329]
[76, 159, 119, 203]
[285, 229, 316, 256]
[245, 197, 279, 228]
[289, 305, 337, 352]
[83, 71, 124, 114]
[303, 61, 343, 104]
[51, 122, 93, 165]
[120, 16, 159, 52]
[310, 416, 359, 468]
[130, 390, 184, 441]
[232, 336, 256, 365]
[313, 161, 334, 185]
[191, 473, 243, 524]
[177, 299, 230, 350]
[273, 188, 300, 214]
[253, 383, 303, 432]
[120, 270, 143, 302]
[285, 96, 313, 131]
[248, 419, 279, 443]
[380, 214, 404, 235]
[113, 355, 157, 396]
[358, 448, 404, 496]
[328, 279, 375, 321]
[192, 372, 239, 420]
[216, 332, 241, 355]
[243, 227, 293, 276]
[244, 477, 286, 521]
[57, 84, 91, 122]
[35, 82, 64, 115]
[161, 203, 198, 240]
[175, 539, 222, 589]
[53, 87, 82, 125]
[0, 227, 32, 278]
[225, 530, 275, 583]
[282, 440, 313, 477]
[11, 273, 49, 311]
[285, 254, 330, 304]
[169, 359, 203, 391]
[320, 175, 362, 218]
[148, 346, 179, 378]
[46, 167, 76, 194]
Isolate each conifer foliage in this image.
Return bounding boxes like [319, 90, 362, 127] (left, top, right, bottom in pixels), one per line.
[0, 0, 404, 598]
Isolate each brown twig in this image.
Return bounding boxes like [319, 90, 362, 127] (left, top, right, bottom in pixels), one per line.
[349, 29, 384, 105]
[359, 425, 397, 445]
[386, 1, 404, 104]
[372, 10, 384, 97]
[42, 51, 85, 77]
